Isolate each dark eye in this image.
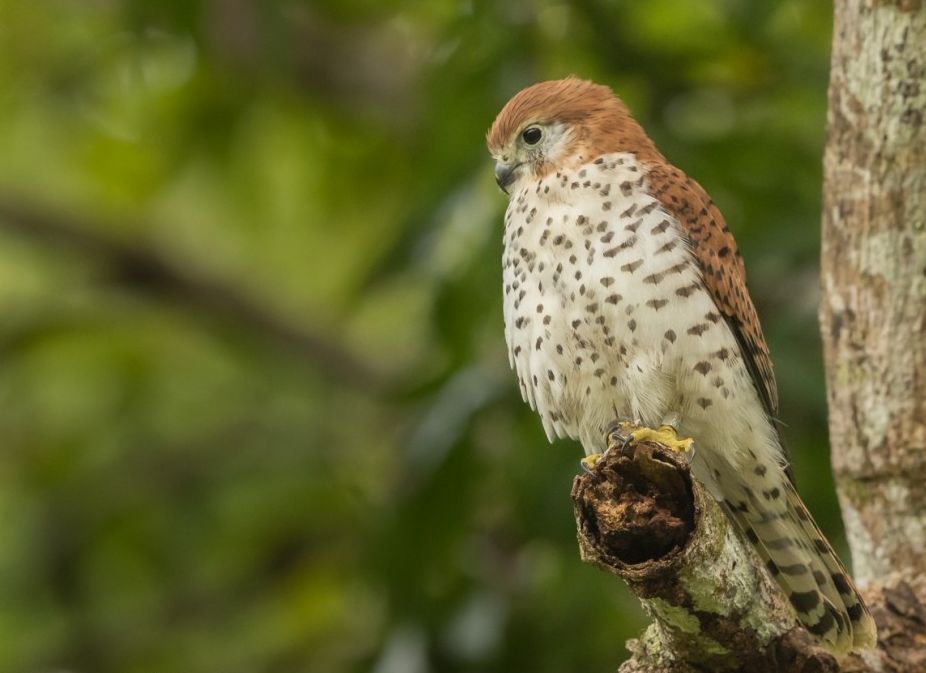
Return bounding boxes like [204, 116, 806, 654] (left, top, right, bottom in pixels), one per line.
[522, 126, 542, 145]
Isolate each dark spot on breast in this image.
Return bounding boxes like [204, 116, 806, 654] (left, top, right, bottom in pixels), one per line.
[664, 329, 676, 342]
[675, 282, 699, 298]
[694, 361, 711, 375]
[651, 220, 671, 235]
[655, 240, 677, 255]
[688, 323, 710, 336]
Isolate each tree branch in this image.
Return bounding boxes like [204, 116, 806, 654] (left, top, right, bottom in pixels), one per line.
[573, 430, 839, 673]
[573, 431, 926, 672]
[0, 195, 391, 392]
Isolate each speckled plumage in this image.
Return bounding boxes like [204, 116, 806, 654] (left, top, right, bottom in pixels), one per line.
[488, 78, 876, 654]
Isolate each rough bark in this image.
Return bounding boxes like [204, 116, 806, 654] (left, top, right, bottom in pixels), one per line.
[821, 0, 926, 589]
[573, 432, 840, 673]
[819, 1, 926, 670]
[574, 434, 926, 673]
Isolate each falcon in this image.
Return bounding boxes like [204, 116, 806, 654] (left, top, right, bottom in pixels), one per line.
[486, 78, 875, 654]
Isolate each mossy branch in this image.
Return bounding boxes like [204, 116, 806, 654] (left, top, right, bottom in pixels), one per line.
[571, 431, 925, 672]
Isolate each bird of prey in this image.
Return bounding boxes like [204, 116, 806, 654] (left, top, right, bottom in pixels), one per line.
[486, 78, 875, 654]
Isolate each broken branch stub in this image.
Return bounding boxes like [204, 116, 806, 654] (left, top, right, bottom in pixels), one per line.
[571, 435, 838, 673]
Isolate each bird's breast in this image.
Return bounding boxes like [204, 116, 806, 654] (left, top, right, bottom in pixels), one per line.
[502, 152, 723, 447]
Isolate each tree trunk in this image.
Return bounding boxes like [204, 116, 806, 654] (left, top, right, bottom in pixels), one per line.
[819, 2, 926, 668]
[821, 0, 926, 588]
[573, 2, 926, 671]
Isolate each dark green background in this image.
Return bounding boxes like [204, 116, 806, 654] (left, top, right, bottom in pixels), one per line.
[0, 2, 841, 672]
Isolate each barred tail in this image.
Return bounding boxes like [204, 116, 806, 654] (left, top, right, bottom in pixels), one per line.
[717, 462, 877, 654]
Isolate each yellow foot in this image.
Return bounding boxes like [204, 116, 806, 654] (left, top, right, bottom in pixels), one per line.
[580, 452, 604, 473]
[609, 422, 696, 458]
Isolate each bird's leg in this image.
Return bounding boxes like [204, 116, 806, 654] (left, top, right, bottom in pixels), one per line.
[607, 419, 695, 459]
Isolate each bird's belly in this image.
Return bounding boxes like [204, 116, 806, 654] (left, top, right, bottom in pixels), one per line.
[502, 156, 743, 454]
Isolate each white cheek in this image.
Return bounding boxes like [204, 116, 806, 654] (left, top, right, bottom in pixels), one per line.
[541, 127, 574, 163]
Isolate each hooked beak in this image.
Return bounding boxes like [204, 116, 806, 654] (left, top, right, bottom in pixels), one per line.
[494, 161, 520, 195]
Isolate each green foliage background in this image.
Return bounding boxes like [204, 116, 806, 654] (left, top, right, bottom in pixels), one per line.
[0, 1, 839, 672]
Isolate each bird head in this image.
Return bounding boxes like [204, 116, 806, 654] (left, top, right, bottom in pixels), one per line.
[486, 78, 660, 195]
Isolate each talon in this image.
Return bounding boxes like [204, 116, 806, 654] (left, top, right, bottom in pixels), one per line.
[606, 422, 695, 459]
[581, 452, 604, 472]
[607, 420, 639, 449]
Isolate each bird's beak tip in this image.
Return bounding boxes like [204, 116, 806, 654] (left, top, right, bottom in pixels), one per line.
[494, 161, 516, 195]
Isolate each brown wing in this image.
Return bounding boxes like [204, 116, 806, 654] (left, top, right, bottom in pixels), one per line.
[646, 162, 779, 418]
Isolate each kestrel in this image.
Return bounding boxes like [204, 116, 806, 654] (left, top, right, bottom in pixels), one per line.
[487, 78, 875, 654]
